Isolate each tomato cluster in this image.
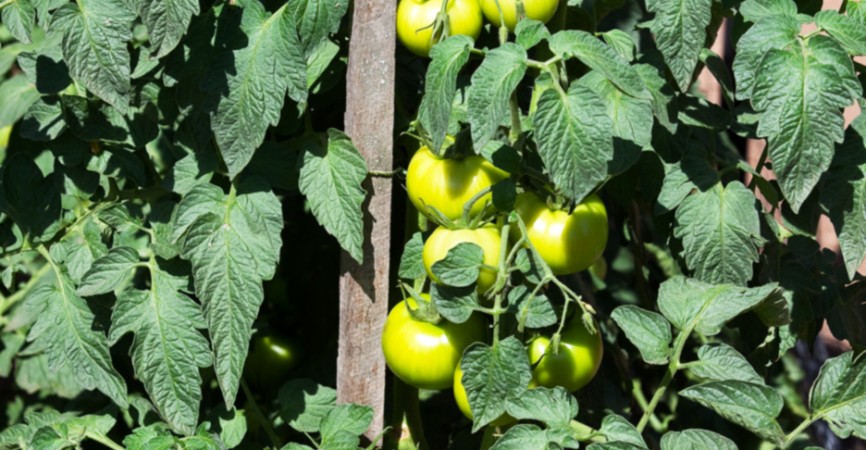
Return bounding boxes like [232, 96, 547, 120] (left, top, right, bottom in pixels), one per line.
[396, 0, 561, 56]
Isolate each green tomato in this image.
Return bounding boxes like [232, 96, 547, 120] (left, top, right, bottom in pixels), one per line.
[0, 125, 11, 149]
[406, 145, 509, 221]
[422, 224, 502, 293]
[528, 317, 602, 392]
[453, 362, 516, 426]
[514, 191, 608, 275]
[397, 0, 483, 57]
[382, 294, 486, 390]
[479, 0, 559, 30]
[244, 333, 300, 390]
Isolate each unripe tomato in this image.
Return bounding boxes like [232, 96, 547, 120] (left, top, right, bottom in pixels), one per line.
[397, 0, 483, 57]
[406, 146, 508, 221]
[453, 362, 515, 426]
[0, 125, 11, 149]
[422, 224, 502, 292]
[479, 0, 559, 30]
[514, 191, 608, 275]
[528, 317, 602, 392]
[382, 294, 486, 390]
[243, 333, 300, 390]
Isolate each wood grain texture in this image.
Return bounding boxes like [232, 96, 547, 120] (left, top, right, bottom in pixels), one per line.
[338, 0, 396, 441]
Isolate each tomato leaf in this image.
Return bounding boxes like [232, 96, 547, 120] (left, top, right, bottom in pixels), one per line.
[593, 415, 647, 448]
[298, 129, 368, 264]
[660, 429, 737, 450]
[601, 30, 636, 62]
[610, 305, 672, 365]
[398, 232, 426, 280]
[108, 265, 211, 436]
[467, 43, 527, 151]
[490, 424, 577, 450]
[673, 181, 761, 285]
[1, 155, 62, 242]
[278, 379, 337, 433]
[507, 285, 556, 329]
[203, 0, 306, 178]
[738, 0, 797, 23]
[288, 0, 349, 57]
[731, 15, 800, 100]
[51, 0, 135, 113]
[680, 381, 785, 443]
[549, 30, 648, 99]
[688, 343, 764, 385]
[1, 0, 35, 44]
[430, 242, 484, 288]
[319, 404, 373, 441]
[515, 19, 549, 50]
[809, 351, 866, 439]
[644, 0, 711, 92]
[0, 75, 40, 128]
[139, 0, 200, 58]
[752, 36, 860, 212]
[461, 337, 532, 432]
[20, 98, 66, 141]
[504, 387, 577, 428]
[532, 83, 612, 203]
[815, 10, 866, 56]
[431, 283, 478, 324]
[420, 35, 473, 154]
[655, 149, 718, 215]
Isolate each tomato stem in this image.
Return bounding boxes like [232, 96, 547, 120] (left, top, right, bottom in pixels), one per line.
[400, 382, 431, 450]
[241, 378, 283, 448]
[636, 325, 690, 433]
[460, 185, 494, 227]
[85, 431, 124, 450]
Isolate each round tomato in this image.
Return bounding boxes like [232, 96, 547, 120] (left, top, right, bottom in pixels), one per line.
[406, 145, 508, 221]
[453, 362, 515, 426]
[0, 125, 11, 149]
[528, 317, 602, 392]
[244, 332, 300, 390]
[423, 224, 502, 292]
[479, 0, 559, 30]
[514, 191, 608, 275]
[382, 294, 486, 390]
[397, 0, 483, 57]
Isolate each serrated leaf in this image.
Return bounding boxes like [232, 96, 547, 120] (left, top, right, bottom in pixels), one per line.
[123, 424, 179, 449]
[507, 284, 556, 329]
[655, 149, 718, 214]
[489, 424, 552, 450]
[1, 155, 62, 241]
[398, 232, 426, 280]
[533, 83, 612, 202]
[419, 35, 473, 153]
[595, 415, 646, 448]
[809, 351, 866, 439]
[601, 29, 636, 61]
[20, 97, 66, 141]
[139, 0, 199, 58]
[657, 276, 780, 336]
[431, 283, 478, 324]
[298, 129, 367, 263]
[25, 270, 127, 407]
[109, 264, 210, 436]
[611, 305, 672, 365]
[320, 404, 372, 440]
[752, 36, 861, 212]
[680, 380, 784, 442]
[505, 387, 577, 428]
[0, 75, 40, 128]
[739, 0, 797, 23]
[515, 248, 545, 284]
[51, 0, 135, 113]
[732, 16, 799, 100]
[204, 0, 306, 177]
[55, 219, 108, 284]
[467, 43, 527, 150]
[549, 30, 648, 99]
[821, 115, 866, 280]
[278, 379, 337, 433]
[2, 0, 35, 43]
[462, 337, 532, 431]
[515, 19, 550, 50]
[645, 0, 712, 91]
[815, 10, 866, 56]
[689, 343, 764, 384]
[431, 242, 484, 287]
[660, 429, 737, 450]
[673, 181, 761, 285]
[14, 352, 83, 399]
[288, 0, 349, 56]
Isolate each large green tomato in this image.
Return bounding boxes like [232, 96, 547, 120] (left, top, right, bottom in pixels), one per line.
[382, 294, 486, 390]
[453, 362, 515, 426]
[406, 145, 508, 221]
[528, 317, 602, 392]
[243, 333, 300, 390]
[397, 0, 483, 57]
[479, 0, 559, 30]
[422, 224, 501, 292]
[514, 191, 608, 275]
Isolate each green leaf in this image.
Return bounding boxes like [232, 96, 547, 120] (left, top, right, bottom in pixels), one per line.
[594, 415, 647, 448]
[467, 43, 527, 150]
[549, 30, 648, 99]
[601, 30, 636, 61]
[420, 35, 473, 154]
[431, 242, 484, 287]
[515, 19, 550, 50]
[660, 429, 737, 450]
[821, 115, 866, 280]
[507, 284, 556, 329]
[657, 276, 780, 336]
[53, 219, 108, 284]
[489, 424, 555, 450]
[588, 444, 646, 450]
[732, 16, 799, 100]
[462, 337, 532, 431]
[739, 0, 797, 23]
[635, 63, 677, 133]
[674, 181, 761, 285]
[320, 404, 373, 440]
[287, 0, 349, 56]
[298, 129, 367, 263]
[680, 380, 784, 443]
[752, 35, 861, 212]
[2, 156, 61, 242]
[505, 387, 577, 428]
[815, 10, 866, 56]
[611, 305, 672, 365]
[655, 149, 718, 214]
[123, 424, 180, 449]
[15, 352, 83, 399]
[689, 343, 764, 384]
[645, 0, 712, 91]
[204, 0, 306, 177]
[399, 232, 426, 280]
[431, 283, 478, 324]
[2, 0, 35, 43]
[173, 180, 283, 407]
[0, 75, 40, 128]
[278, 379, 337, 433]
[139, 0, 200, 58]
[51, 0, 135, 113]
[306, 40, 340, 91]
[809, 351, 866, 439]
[25, 269, 128, 407]
[532, 83, 612, 202]
[108, 264, 211, 436]
[20, 98, 66, 141]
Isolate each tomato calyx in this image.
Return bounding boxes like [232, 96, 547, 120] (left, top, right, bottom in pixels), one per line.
[402, 284, 442, 324]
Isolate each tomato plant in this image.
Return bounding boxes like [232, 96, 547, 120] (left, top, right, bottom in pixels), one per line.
[478, 0, 559, 30]
[527, 316, 603, 392]
[422, 224, 501, 292]
[243, 331, 300, 391]
[396, 0, 483, 57]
